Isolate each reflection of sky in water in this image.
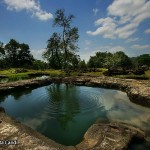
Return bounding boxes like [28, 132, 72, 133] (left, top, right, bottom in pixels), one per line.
[103, 90, 150, 132]
[0, 84, 150, 146]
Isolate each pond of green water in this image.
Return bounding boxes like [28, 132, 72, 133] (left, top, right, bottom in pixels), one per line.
[0, 83, 150, 149]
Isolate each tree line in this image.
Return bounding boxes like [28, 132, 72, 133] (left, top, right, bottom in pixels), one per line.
[0, 9, 150, 70]
[0, 39, 48, 69]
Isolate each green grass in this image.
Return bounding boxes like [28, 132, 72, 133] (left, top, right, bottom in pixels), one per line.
[114, 74, 149, 80]
[44, 69, 65, 77]
[145, 70, 150, 78]
[7, 73, 29, 81]
[0, 68, 66, 82]
[82, 72, 104, 76]
[0, 68, 17, 75]
[97, 68, 108, 72]
[0, 68, 149, 83]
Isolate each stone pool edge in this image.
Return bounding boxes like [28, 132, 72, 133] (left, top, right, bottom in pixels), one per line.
[0, 76, 150, 107]
[0, 110, 146, 150]
[0, 76, 149, 150]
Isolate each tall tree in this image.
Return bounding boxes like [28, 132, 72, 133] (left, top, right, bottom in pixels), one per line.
[136, 54, 150, 67]
[0, 41, 5, 56]
[1, 39, 34, 68]
[0, 41, 6, 68]
[43, 32, 62, 69]
[4, 39, 20, 67]
[18, 43, 34, 67]
[112, 51, 132, 68]
[53, 9, 79, 68]
[43, 9, 79, 70]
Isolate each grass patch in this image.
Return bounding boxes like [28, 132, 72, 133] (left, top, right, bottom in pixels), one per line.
[114, 74, 149, 80]
[0, 68, 66, 82]
[7, 73, 29, 81]
[82, 72, 104, 76]
[0, 68, 17, 75]
[145, 70, 150, 78]
[97, 68, 108, 72]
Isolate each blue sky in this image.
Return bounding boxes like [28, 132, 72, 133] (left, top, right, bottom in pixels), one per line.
[0, 0, 150, 61]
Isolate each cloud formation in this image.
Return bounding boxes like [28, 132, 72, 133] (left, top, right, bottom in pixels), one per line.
[87, 0, 150, 39]
[145, 29, 150, 34]
[131, 44, 150, 50]
[31, 49, 46, 60]
[126, 37, 139, 43]
[3, 0, 53, 21]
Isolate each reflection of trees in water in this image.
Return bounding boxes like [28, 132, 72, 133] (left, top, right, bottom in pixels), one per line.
[11, 88, 33, 100]
[45, 83, 80, 129]
[0, 95, 9, 102]
[0, 88, 32, 102]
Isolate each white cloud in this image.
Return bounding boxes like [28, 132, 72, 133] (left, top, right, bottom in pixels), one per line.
[131, 44, 150, 50]
[87, 0, 150, 39]
[96, 45, 125, 53]
[87, 17, 117, 39]
[3, 0, 53, 21]
[144, 29, 150, 34]
[93, 8, 99, 16]
[31, 49, 46, 60]
[126, 37, 139, 43]
[79, 45, 125, 61]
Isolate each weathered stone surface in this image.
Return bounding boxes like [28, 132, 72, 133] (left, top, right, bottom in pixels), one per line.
[0, 76, 149, 149]
[0, 111, 145, 150]
[0, 76, 150, 107]
[0, 112, 75, 150]
[76, 122, 145, 150]
[103, 68, 146, 76]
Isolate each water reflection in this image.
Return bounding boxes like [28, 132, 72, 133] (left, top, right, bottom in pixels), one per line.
[11, 88, 32, 100]
[0, 84, 150, 146]
[45, 84, 80, 129]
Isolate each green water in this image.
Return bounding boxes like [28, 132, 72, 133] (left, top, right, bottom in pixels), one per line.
[0, 84, 150, 149]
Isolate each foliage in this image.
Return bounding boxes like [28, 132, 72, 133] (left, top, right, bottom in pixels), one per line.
[145, 70, 150, 78]
[136, 54, 150, 67]
[0, 39, 34, 69]
[130, 54, 150, 69]
[79, 60, 87, 70]
[43, 33, 62, 69]
[114, 74, 149, 80]
[88, 51, 132, 69]
[32, 60, 48, 70]
[43, 9, 79, 70]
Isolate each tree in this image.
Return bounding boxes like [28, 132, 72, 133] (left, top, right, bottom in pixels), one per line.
[43, 33, 62, 69]
[79, 60, 87, 70]
[87, 52, 112, 68]
[1, 39, 34, 68]
[0, 41, 5, 56]
[87, 51, 132, 69]
[18, 43, 34, 67]
[53, 9, 79, 69]
[0, 41, 6, 68]
[87, 56, 97, 68]
[112, 51, 132, 68]
[136, 54, 150, 67]
[4, 39, 20, 67]
[32, 60, 48, 70]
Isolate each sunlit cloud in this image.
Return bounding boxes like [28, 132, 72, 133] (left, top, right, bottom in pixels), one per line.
[87, 0, 150, 39]
[3, 0, 53, 21]
[131, 44, 150, 50]
[144, 29, 150, 34]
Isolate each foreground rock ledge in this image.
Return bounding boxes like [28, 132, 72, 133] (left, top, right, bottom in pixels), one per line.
[0, 76, 150, 107]
[0, 111, 145, 150]
[0, 76, 149, 149]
